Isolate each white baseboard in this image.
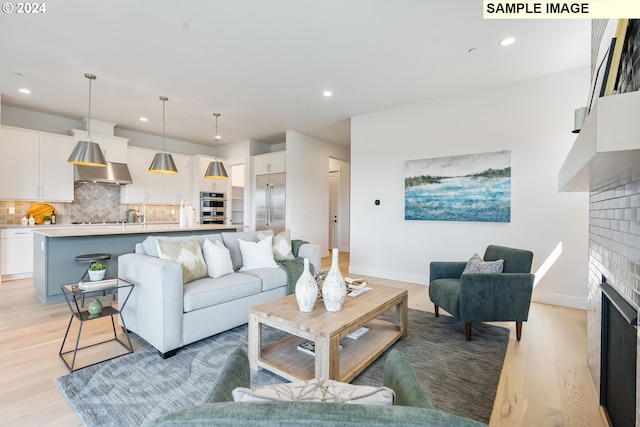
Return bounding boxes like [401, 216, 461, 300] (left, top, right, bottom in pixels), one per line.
[348, 265, 587, 310]
[347, 265, 428, 286]
[532, 291, 587, 310]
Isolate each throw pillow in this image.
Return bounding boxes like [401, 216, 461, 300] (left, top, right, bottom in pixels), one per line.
[272, 229, 296, 261]
[256, 229, 274, 241]
[238, 236, 279, 270]
[232, 378, 395, 405]
[156, 237, 208, 284]
[461, 253, 504, 275]
[202, 239, 234, 279]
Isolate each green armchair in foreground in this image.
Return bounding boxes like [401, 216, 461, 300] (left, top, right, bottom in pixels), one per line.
[142, 347, 488, 426]
[429, 245, 534, 341]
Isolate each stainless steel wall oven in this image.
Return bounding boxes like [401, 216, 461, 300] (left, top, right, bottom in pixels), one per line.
[200, 191, 226, 224]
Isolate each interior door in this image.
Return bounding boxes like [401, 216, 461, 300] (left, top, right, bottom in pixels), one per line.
[329, 171, 339, 248]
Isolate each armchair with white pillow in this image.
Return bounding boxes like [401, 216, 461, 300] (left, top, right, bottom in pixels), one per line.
[118, 230, 321, 358]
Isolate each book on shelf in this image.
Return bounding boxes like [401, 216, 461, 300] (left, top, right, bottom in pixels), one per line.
[347, 326, 370, 340]
[78, 278, 118, 291]
[297, 340, 342, 356]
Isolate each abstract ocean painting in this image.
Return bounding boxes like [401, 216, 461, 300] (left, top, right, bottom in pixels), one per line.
[405, 150, 511, 222]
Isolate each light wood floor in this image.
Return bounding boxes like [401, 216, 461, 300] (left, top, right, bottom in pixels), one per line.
[0, 253, 608, 427]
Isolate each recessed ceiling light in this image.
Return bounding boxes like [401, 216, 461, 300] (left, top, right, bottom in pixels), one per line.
[323, 90, 333, 97]
[18, 88, 31, 94]
[139, 117, 148, 122]
[499, 37, 516, 47]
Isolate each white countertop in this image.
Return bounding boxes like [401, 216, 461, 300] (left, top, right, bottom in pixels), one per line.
[31, 223, 238, 237]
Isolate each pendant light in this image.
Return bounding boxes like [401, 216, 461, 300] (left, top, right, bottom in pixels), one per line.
[204, 113, 228, 179]
[67, 73, 107, 167]
[148, 96, 178, 174]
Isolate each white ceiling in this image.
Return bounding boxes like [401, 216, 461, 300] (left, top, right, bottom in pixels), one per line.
[0, 1, 590, 148]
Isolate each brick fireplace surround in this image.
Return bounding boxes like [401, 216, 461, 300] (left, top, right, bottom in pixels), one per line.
[586, 171, 640, 425]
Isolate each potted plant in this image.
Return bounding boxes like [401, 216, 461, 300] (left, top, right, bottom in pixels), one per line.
[43, 214, 51, 225]
[88, 263, 106, 281]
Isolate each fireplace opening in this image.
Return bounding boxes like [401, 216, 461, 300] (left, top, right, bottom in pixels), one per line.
[600, 280, 638, 427]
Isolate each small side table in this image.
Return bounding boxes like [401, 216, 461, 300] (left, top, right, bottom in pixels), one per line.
[59, 280, 134, 371]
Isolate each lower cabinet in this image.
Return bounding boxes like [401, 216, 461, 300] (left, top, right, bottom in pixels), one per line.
[0, 228, 34, 282]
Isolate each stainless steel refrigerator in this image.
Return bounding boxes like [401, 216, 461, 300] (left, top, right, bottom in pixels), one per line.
[255, 172, 285, 233]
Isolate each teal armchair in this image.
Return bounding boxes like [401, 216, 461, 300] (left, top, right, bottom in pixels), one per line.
[429, 245, 534, 341]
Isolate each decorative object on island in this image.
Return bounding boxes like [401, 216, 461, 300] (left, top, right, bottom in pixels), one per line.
[88, 263, 106, 281]
[67, 73, 107, 167]
[295, 258, 317, 312]
[87, 297, 103, 318]
[204, 113, 228, 179]
[321, 248, 346, 312]
[148, 96, 178, 174]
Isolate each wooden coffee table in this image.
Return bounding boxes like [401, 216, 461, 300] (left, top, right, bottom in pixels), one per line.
[248, 284, 408, 382]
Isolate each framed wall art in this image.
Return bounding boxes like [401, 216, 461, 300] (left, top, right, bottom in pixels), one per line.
[404, 150, 511, 223]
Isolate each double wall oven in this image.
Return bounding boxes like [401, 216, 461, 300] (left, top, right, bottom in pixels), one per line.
[200, 191, 226, 224]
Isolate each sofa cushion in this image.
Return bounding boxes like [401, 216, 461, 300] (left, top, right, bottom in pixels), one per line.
[242, 267, 288, 292]
[232, 378, 395, 405]
[183, 273, 262, 312]
[203, 239, 234, 279]
[239, 236, 279, 271]
[156, 237, 208, 284]
[461, 253, 503, 275]
[222, 232, 259, 271]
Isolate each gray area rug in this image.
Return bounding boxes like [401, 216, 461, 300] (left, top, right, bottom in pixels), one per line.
[57, 309, 509, 426]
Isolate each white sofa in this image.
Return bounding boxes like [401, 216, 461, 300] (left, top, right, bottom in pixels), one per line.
[117, 231, 321, 358]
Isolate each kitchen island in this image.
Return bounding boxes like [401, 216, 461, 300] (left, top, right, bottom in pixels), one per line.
[33, 224, 238, 303]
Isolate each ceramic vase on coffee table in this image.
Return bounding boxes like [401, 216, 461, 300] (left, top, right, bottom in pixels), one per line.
[295, 258, 317, 312]
[322, 248, 346, 312]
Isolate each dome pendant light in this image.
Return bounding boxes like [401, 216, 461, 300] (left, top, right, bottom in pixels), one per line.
[149, 96, 178, 174]
[67, 73, 107, 167]
[204, 113, 228, 179]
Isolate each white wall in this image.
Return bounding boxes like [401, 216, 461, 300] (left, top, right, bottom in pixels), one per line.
[350, 67, 591, 309]
[285, 131, 350, 257]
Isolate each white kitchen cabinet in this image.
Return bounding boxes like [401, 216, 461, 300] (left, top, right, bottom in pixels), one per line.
[195, 155, 229, 193]
[0, 228, 34, 282]
[70, 129, 129, 163]
[253, 151, 285, 175]
[121, 147, 192, 204]
[0, 126, 74, 201]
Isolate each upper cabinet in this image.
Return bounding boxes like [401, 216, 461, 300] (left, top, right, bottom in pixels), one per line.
[0, 126, 74, 201]
[253, 151, 285, 175]
[70, 129, 129, 163]
[194, 155, 229, 193]
[121, 146, 193, 204]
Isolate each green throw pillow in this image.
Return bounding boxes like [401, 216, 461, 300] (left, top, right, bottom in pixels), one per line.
[156, 236, 208, 284]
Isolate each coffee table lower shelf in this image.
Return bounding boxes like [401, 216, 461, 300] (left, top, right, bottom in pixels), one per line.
[257, 318, 402, 383]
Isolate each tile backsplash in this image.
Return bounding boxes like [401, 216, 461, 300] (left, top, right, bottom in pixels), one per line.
[0, 182, 180, 225]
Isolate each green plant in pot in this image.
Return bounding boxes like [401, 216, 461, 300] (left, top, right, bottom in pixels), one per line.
[88, 263, 106, 281]
[43, 214, 51, 225]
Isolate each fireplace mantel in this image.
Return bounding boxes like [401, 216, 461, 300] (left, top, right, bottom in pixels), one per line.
[559, 90, 640, 192]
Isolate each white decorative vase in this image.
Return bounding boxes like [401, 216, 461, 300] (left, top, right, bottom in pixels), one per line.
[322, 248, 346, 312]
[88, 269, 106, 282]
[295, 258, 318, 312]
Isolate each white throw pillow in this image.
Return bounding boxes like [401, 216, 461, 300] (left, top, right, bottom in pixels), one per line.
[202, 239, 234, 278]
[232, 378, 395, 405]
[156, 237, 208, 284]
[239, 236, 279, 270]
[461, 253, 504, 275]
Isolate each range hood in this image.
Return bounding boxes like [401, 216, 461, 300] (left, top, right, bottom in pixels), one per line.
[74, 162, 133, 185]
